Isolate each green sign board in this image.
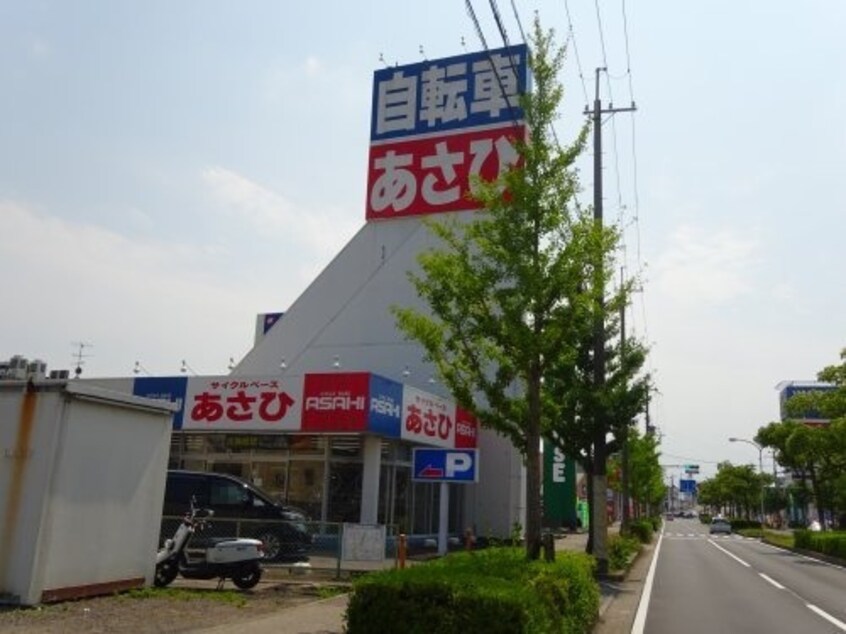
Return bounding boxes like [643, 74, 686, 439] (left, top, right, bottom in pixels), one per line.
[543, 439, 578, 528]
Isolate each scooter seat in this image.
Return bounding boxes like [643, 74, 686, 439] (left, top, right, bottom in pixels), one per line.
[190, 536, 238, 549]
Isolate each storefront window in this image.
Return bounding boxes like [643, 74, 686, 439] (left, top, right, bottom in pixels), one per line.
[250, 462, 289, 502]
[287, 460, 324, 519]
[331, 436, 361, 458]
[327, 462, 363, 523]
[288, 435, 327, 455]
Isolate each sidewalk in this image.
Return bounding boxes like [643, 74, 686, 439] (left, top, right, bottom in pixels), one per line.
[201, 593, 348, 634]
[202, 525, 649, 634]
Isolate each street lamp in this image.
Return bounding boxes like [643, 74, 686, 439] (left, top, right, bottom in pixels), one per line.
[729, 437, 765, 527]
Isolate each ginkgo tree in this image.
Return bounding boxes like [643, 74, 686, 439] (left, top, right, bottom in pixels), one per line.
[393, 18, 644, 563]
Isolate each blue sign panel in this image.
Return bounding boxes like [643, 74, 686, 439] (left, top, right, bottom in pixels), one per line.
[133, 376, 187, 429]
[412, 448, 478, 483]
[679, 479, 697, 494]
[370, 44, 528, 142]
[367, 373, 403, 438]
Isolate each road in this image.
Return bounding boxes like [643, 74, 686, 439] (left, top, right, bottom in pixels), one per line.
[634, 518, 846, 633]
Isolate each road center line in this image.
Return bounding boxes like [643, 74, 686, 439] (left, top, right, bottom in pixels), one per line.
[707, 539, 750, 567]
[758, 573, 785, 590]
[806, 604, 846, 631]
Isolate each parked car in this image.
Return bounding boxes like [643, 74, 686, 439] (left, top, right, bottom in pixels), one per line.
[161, 470, 312, 561]
[709, 518, 732, 535]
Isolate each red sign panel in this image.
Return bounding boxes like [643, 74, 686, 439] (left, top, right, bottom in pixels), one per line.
[366, 124, 525, 221]
[454, 407, 478, 449]
[301, 372, 370, 432]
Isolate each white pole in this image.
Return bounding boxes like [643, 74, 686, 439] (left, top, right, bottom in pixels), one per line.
[438, 481, 449, 556]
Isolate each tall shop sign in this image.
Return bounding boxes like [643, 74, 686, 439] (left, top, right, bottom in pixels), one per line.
[366, 45, 528, 221]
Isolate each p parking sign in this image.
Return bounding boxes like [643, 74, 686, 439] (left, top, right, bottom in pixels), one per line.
[412, 448, 479, 483]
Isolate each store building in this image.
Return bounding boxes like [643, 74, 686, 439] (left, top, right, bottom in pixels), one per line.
[67, 43, 534, 541]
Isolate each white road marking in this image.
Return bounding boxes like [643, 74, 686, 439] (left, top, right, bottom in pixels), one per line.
[708, 539, 750, 567]
[632, 526, 664, 634]
[758, 573, 785, 590]
[806, 604, 846, 631]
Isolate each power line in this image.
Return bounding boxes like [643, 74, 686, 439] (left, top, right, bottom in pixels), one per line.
[563, 0, 589, 107]
[465, 0, 522, 129]
[510, 0, 527, 42]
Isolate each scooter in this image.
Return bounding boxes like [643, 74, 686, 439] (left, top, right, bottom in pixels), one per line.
[154, 500, 264, 589]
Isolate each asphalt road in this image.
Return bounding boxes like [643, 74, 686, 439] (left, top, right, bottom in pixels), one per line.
[635, 519, 846, 634]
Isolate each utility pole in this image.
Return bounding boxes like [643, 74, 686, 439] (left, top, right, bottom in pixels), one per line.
[620, 268, 631, 533]
[586, 67, 636, 574]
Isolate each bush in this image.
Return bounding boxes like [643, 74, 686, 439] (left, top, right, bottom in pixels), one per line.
[628, 519, 654, 544]
[699, 514, 712, 525]
[346, 547, 599, 634]
[607, 535, 640, 571]
[794, 530, 846, 560]
[727, 519, 762, 531]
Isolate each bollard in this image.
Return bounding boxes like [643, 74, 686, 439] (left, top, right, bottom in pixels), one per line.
[398, 533, 407, 569]
[542, 532, 555, 562]
[464, 527, 476, 552]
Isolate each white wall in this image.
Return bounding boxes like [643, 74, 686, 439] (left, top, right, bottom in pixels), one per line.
[0, 382, 173, 605]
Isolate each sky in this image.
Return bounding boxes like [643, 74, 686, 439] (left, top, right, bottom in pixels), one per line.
[2, 1, 844, 480]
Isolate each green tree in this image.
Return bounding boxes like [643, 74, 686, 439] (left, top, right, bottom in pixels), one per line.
[608, 427, 664, 518]
[392, 19, 618, 560]
[697, 462, 768, 519]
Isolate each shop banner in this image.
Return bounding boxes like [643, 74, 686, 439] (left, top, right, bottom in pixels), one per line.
[543, 439, 578, 529]
[401, 385, 455, 448]
[454, 407, 478, 449]
[132, 376, 188, 429]
[301, 372, 370, 432]
[182, 376, 303, 431]
[367, 373, 403, 437]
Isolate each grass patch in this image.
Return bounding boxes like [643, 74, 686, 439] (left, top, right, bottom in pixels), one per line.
[762, 530, 794, 549]
[316, 586, 348, 600]
[736, 528, 763, 539]
[120, 587, 248, 607]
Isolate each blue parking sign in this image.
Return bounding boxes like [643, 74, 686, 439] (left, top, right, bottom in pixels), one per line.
[412, 448, 478, 483]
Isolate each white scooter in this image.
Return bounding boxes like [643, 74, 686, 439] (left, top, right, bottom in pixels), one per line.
[154, 501, 264, 589]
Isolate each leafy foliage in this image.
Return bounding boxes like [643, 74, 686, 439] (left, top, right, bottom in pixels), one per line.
[392, 18, 623, 559]
[346, 548, 599, 634]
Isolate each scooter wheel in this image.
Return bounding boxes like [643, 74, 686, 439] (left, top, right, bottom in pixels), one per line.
[232, 563, 262, 590]
[154, 560, 179, 588]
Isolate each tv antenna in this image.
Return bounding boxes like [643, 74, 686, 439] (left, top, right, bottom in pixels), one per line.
[71, 341, 92, 378]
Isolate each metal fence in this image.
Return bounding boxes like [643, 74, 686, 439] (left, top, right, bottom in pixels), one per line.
[160, 517, 410, 576]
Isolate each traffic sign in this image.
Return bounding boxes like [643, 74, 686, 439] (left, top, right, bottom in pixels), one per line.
[412, 448, 479, 483]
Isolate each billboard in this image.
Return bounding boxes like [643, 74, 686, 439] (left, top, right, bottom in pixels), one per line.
[367, 373, 403, 437]
[543, 439, 577, 528]
[779, 382, 837, 425]
[182, 376, 303, 431]
[301, 372, 370, 432]
[129, 372, 476, 448]
[401, 385, 455, 448]
[132, 376, 188, 429]
[366, 44, 528, 221]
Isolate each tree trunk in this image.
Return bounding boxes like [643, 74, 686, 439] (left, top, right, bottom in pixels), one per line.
[524, 372, 543, 560]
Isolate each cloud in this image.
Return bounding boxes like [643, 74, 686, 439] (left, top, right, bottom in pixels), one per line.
[0, 201, 268, 377]
[653, 225, 760, 304]
[28, 36, 51, 60]
[201, 166, 358, 258]
[304, 56, 322, 77]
